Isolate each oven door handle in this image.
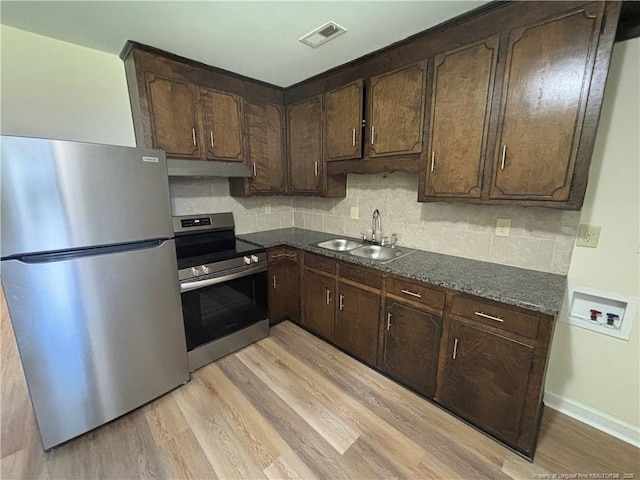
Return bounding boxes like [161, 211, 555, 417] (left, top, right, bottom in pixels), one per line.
[179, 264, 267, 293]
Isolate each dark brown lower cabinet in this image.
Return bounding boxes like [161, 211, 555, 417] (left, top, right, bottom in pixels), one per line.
[380, 301, 442, 398]
[334, 282, 380, 366]
[268, 250, 299, 326]
[301, 269, 336, 342]
[438, 318, 535, 448]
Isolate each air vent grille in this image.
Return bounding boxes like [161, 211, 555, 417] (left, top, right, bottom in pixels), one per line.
[299, 21, 346, 48]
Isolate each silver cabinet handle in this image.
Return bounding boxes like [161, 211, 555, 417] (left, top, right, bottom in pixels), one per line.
[475, 311, 504, 323]
[272, 275, 276, 289]
[271, 253, 296, 260]
[431, 151, 435, 173]
[401, 289, 422, 298]
[326, 288, 331, 305]
[352, 128, 356, 147]
[314, 161, 319, 176]
[253, 161, 257, 177]
[386, 312, 392, 331]
[453, 338, 459, 360]
[500, 145, 506, 170]
[339, 294, 344, 311]
[370, 126, 375, 145]
[210, 131, 214, 148]
[192, 128, 197, 146]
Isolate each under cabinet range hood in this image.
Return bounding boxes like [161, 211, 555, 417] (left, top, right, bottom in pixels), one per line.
[167, 159, 252, 177]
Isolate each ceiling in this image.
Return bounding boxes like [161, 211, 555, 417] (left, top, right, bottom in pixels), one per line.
[0, 1, 489, 87]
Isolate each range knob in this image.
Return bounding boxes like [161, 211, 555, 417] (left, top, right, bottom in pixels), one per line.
[190, 266, 200, 276]
[251, 254, 259, 263]
[243, 256, 252, 265]
[201, 265, 210, 274]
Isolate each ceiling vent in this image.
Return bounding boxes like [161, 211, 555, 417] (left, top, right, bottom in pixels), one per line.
[299, 21, 346, 48]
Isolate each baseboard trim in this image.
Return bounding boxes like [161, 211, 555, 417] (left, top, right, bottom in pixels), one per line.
[544, 391, 640, 448]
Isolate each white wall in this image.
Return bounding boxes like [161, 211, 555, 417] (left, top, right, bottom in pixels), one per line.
[545, 38, 640, 442]
[0, 25, 135, 146]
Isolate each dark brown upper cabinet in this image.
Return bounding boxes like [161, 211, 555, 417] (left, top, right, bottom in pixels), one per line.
[489, 3, 607, 203]
[367, 62, 427, 158]
[200, 87, 245, 162]
[288, 96, 324, 195]
[244, 100, 287, 195]
[324, 80, 364, 161]
[422, 36, 499, 199]
[145, 73, 202, 160]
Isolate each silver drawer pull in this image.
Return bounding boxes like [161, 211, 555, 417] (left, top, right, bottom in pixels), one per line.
[453, 338, 459, 360]
[386, 312, 392, 331]
[314, 161, 319, 176]
[370, 126, 375, 145]
[475, 311, 504, 323]
[253, 161, 257, 177]
[192, 128, 197, 146]
[339, 294, 344, 311]
[326, 288, 331, 305]
[210, 131, 215, 148]
[401, 289, 422, 298]
[352, 128, 356, 147]
[431, 151, 435, 173]
[500, 145, 506, 170]
[272, 275, 277, 289]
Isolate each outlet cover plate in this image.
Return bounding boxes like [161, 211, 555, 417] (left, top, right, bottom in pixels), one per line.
[495, 218, 511, 237]
[576, 224, 601, 247]
[350, 206, 359, 219]
[264, 203, 272, 214]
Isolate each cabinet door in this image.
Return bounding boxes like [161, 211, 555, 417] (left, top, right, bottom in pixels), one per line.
[200, 88, 244, 162]
[145, 73, 201, 159]
[380, 302, 442, 398]
[245, 101, 287, 194]
[301, 269, 335, 341]
[335, 282, 380, 365]
[438, 319, 534, 446]
[489, 4, 605, 201]
[268, 261, 299, 326]
[288, 96, 323, 194]
[368, 62, 427, 157]
[424, 37, 499, 198]
[325, 81, 364, 161]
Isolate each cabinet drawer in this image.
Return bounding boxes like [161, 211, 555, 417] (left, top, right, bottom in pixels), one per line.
[304, 252, 337, 274]
[339, 262, 381, 289]
[450, 295, 539, 340]
[268, 247, 298, 263]
[385, 277, 445, 312]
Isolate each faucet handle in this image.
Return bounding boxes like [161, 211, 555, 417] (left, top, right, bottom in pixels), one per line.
[380, 236, 389, 246]
[360, 232, 368, 241]
[390, 233, 398, 248]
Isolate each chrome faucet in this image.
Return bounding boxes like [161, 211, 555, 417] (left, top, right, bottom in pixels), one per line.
[372, 209, 381, 243]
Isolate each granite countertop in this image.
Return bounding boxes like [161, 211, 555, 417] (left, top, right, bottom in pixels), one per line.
[239, 228, 567, 316]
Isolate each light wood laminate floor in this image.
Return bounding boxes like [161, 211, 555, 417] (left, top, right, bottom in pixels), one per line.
[2, 290, 638, 479]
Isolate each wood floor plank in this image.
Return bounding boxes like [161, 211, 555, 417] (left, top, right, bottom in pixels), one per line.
[143, 394, 189, 446]
[196, 362, 290, 469]
[173, 375, 267, 480]
[255, 336, 427, 473]
[236, 343, 361, 454]
[217, 354, 370, 480]
[263, 450, 320, 480]
[155, 429, 218, 480]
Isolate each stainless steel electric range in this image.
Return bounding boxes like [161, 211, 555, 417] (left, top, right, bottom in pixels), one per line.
[173, 212, 269, 372]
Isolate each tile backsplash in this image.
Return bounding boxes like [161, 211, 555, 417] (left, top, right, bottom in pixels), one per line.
[169, 173, 580, 275]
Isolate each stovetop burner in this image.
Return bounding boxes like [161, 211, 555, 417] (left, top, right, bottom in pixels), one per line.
[172, 212, 266, 280]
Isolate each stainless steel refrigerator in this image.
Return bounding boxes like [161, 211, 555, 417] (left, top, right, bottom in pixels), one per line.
[0, 135, 190, 450]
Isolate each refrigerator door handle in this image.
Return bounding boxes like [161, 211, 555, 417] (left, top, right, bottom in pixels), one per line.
[4, 239, 169, 263]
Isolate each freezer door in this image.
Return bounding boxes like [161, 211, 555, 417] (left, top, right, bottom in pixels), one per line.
[1, 136, 173, 257]
[1, 240, 189, 449]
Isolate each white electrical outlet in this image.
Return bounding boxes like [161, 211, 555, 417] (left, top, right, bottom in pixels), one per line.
[495, 218, 511, 237]
[264, 203, 272, 214]
[350, 206, 359, 219]
[576, 224, 601, 248]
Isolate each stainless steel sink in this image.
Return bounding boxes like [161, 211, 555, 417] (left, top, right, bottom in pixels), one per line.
[315, 238, 365, 251]
[349, 244, 416, 263]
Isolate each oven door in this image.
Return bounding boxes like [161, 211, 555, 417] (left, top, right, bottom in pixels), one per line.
[180, 264, 268, 353]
